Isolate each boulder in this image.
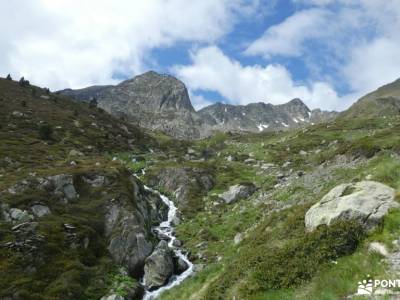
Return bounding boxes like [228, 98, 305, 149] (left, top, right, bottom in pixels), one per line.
[175, 256, 189, 274]
[234, 233, 243, 245]
[9, 208, 33, 223]
[100, 295, 125, 300]
[305, 181, 398, 232]
[31, 204, 51, 218]
[143, 240, 174, 289]
[368, 242, 389, 257]
[83, 175, 107, 187]
[219, 184, 257, 204]
[107, 203, 153, 277]
[68, 149, 84, 157]
[38, 174, 78, 202]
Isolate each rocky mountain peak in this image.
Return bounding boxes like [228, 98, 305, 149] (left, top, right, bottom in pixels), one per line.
[113, 71, 195, 113]
[59, 71, 337, 138]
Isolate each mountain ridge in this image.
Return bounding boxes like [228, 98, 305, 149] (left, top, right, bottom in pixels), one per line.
[59, 71, 338, 138]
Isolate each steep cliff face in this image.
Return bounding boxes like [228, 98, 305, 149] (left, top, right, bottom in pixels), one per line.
[98, 71, 199, 139]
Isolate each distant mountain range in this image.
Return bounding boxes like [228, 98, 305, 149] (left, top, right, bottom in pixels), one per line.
[60, 71, 400, 139]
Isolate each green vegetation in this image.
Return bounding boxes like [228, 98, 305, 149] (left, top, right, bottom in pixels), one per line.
[1, 76, 400, 300]
[157, 114, 400, 300]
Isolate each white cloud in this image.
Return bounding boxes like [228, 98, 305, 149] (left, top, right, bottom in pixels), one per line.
[174, 46, 350, 110]
[0, 0, 255, 90]
[245, 8, 331, 58]
[246, 0, 400, 107]
[344, 37, 400, 93]
[189, 92, 215, 110]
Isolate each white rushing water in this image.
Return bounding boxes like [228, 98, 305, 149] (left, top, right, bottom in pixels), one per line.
[134, 169, 194, 300]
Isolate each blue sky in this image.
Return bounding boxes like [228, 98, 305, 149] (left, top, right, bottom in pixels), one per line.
[1, 0, 400, 111]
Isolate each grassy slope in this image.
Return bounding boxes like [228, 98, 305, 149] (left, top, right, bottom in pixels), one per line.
[154, 115, 400, 300]
[2, 77, 400, 300]
[0, 78, 165, 300]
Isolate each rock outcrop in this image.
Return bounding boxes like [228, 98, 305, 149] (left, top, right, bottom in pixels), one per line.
[143, 240, 175, 289]
[147, 167, 214, 216]
[106, 176, 168, 277]
[305, 181, 398, 232]
[219, 183, 257, 204]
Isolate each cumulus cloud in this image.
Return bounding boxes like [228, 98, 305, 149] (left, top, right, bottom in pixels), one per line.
[246, 0, 400, 106]
[174, 46, 351, 110]
[245, 8, 331, 58]
[0, 0, 254, 90]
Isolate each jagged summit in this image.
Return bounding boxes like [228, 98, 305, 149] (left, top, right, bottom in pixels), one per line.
[59, 71, 337, 138]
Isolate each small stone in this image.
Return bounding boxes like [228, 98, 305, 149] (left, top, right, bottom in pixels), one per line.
[234, 233, 243, 245]
[368, 242, 389, 257]
[31, 204, 51, 218]
[172, 239, 182, 247]
[68, 149, 84, 157]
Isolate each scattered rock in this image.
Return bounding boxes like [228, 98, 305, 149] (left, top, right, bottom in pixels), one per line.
[219, 183, 257, 204]
[9, 208, 33, 223]
[261, 163, 275, 170]
[195, 241, 208, 249]
[83, 175, 107, 187]
[143, 240, 174, 289]
[299, 150, 307, 156]
[31, 204, 51, 218]
[68, 149, 84, 157]
[368, 242, 389, 257]
[11, 111, 24, 118]
[244, 158, 256, 164]
[234, 233, 243, 245]
[172, 239, 182, 247]
[175, 256, 189, 274]
[38, 174, 78, 202]
[305, 181, 397, 232]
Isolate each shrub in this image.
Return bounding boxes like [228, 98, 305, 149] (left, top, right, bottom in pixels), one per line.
[6, 74, 12, 80]
[251, 221, 364, 290]
[19, 77, 30, 87]
[38, 124, 53, 140]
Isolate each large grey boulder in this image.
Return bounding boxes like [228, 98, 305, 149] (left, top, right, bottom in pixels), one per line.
[305, 181, 398, 232]
[219, 184, 257, 204]
[31, 204, 51, 218]
[38, 174, 78, 202]
[106, 203, 153, 277]
[143, 240, 174, 289]
[8, 208, 33, 223]
[106, 176, 168, 277]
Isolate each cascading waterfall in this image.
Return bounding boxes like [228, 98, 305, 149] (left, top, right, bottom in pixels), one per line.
[134, 169, 194, 300]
